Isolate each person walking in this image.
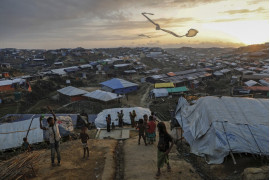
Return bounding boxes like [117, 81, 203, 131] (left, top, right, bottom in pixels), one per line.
[156, 122, 174, 178]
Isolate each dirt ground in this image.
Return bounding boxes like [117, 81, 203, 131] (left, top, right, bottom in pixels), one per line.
[124, 122, 201, 180]
[34, 139, 117, 180]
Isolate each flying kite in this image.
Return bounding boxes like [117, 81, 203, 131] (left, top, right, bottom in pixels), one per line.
[138, 34, 151, 38]
[141, 12, 198, 38]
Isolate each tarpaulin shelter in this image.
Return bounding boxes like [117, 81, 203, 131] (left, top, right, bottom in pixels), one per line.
[95, 107, 151, 128]
[174, 96, 269, 164]
[0, 114, 78, 150]
[167, 86, 189, 93]
[155, 82, 174, 88]
[151, 88, 169, 98]
[100, 78, 138, 94]
[83, 90, 122, 102]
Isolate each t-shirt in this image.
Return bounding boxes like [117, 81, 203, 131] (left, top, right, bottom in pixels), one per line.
[106, 117, 111, 124]
[158, 133, 173, 152]
[80, 133, 89, 143]
[138, 124, 145, 135]
[22, 142, 30, 150]
[47, 123, 61, 144]
[147, 121, 156, 134]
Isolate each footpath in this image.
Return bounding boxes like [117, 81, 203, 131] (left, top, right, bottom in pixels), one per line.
[123, 122, 202, 180]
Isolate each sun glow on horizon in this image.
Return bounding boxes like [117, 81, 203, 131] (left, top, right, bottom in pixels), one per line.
[202, 20, 269, 45]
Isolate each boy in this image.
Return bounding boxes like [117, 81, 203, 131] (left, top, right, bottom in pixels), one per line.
[40, 106, 61, 167]
[156, 122, 174, 178]
[22, 137, 31, 152]
[106, 114, 111, 132]
[136, 119, 147, 146]
[80, 126, 90, 159]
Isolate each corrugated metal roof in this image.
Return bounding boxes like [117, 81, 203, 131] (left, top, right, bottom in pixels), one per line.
[155, 82, 174, 88]
[167, 86, 189, 93]
[100, 78, 138, 89]
[57, 86, 88, 96]
[83, 90, 122, 102]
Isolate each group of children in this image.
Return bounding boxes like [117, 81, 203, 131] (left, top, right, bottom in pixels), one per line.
[137, 112, 174, 179]
[137, 113, 156, 146]
[24, 107, 173, 178]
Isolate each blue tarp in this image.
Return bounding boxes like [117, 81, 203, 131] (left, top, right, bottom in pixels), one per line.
[100, 78, 138, 94]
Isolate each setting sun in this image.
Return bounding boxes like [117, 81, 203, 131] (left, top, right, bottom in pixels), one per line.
[202, 20, 269, 45]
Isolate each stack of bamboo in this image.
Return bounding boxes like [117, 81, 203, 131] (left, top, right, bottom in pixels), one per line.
[0, 151, 44, 180]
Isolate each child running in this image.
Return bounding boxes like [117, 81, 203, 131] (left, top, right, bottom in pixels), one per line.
[80, 126, 90, 159]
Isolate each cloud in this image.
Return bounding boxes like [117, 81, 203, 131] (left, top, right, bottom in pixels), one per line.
[222, 7, 266, 15]
[211, 18, 246, 23]
[247, 0, 268, 5]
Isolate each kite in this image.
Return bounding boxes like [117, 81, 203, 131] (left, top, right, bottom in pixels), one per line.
[142, 12, 198, 38]
[138, 34, 151, 38]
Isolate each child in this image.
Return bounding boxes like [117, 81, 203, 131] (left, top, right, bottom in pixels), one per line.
[40, 106, 61, 167]
[106, 114, 111, 132]
[80, 126, 90, 159]
[112, 122, 115, 130]
[143, 114, 149, 143]
[147, 116, 156, 145]
[136, 119, 147, 146]
[22, 137, 31, 152]
[156, 122, 174, 178]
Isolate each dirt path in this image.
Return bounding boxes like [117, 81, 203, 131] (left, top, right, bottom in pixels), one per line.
[34, 139, 117, 180]
[124, 122, 201, 180]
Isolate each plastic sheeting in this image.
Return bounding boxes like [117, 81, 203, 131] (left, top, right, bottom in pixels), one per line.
[95, 107, 151, 128]
[83, 90, 122, 102]
[0, 117, 44, 150]
[152, 88, 169, 98]
[175, 96, 269, 164]
[0, 114, 78, 150]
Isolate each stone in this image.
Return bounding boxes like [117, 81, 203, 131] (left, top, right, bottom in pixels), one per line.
[242, 167, 269, 180]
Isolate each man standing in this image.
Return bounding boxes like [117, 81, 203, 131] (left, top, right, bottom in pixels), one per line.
[40, 106, 61, 167]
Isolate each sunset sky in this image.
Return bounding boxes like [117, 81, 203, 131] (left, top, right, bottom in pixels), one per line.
[0, 0, 268, 49]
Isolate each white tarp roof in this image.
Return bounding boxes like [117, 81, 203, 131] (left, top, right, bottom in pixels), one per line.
[114, 64, 131, 68]
[51, 68, 67, 76]
[79, 64, 93, 69]
[83, 90, 122, 102]
[57, 86, 88, 96]
[0, 117, 44, 150]
[152, 88, 169, 98]
[0, 78, 25, 86]
[244, 80, 258, 87]
[95, 107, 151, 128]
[175, 96, 269, 164]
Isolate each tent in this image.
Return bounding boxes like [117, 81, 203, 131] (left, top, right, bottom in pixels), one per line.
[83, 90, 122, 102]
[95, 107, 151, 128]
[0, 114, 78, 150]
[174, 96, 269, 164]
[100, 78, 138, 94]
[155, 82, 174, 88]
[152, 88, 169, 98]
[0, 116, 43, 150]
[167, 86, 189, 93]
